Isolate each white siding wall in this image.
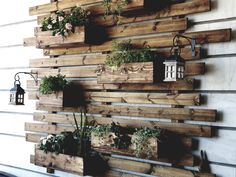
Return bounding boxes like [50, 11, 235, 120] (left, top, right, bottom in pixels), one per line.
[0, 0, 235, 177]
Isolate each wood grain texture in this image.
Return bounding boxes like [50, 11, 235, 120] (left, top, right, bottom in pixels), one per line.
[34, 149, 84, 175]
[32, 63, 204, 78]
[27, 79, 195, 91]
[43, 29, 231, 55]
[26, 114, 212, 137]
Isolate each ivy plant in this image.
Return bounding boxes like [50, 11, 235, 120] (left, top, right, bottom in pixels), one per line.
[105, 40, 159, 69]
[102, 0, 129, 24]
[39, 74, 67, 94]
[132, 127, 163, 158]
[41, 6, 89, 37]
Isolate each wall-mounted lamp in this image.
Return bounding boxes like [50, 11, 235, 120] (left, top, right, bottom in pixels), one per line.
[9, 72, 38, 105]
[163, 34, 196, 82]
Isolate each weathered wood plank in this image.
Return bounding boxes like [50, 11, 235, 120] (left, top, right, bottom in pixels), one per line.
[30, 90, 201, 106]
[43, 29, 231, 56]
[29, 0, 102, 16]
[38, 0, 211, 26]
[106, 18, 188, 38]
[29, 47, 201, 68]
[85, 92, 201, 106]
[32, 62, 204, 79]
[27, 79, 195, 91]
[27, 113, 213, 137]
[34, 149, 84, 175]
[33, 104, 216, 122]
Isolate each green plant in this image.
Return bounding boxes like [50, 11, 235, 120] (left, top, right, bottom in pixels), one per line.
[132, 127, 163, 158]
[39, 132, 77, 155]
[102, 0, 129, 24]
[105, 40, 159, 69]
[91, 124, 112, 137]
[39, 74, 67, 94]
[41, 6, 89, 37]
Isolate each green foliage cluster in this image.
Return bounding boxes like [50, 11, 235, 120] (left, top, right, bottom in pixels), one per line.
[92, 123, 163, 157]
[41, 6, 88, 37]
[39, 74, 67, 94]
[40, 109, 92, 157]
[39, 132, 78, 155]
[132, 127, 163, 158]
[103, 0, 129, 24]
[105, 41, 159, 68]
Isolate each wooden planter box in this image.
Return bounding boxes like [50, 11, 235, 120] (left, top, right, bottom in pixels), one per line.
[34, 149, 85, 175]
[91, 132, 159, 159]
[32, 24, 105, 48]
[38, 86, 85, 107]
[97, 62, 164, 84]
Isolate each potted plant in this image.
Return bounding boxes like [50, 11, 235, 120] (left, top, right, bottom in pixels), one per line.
[96, 40, 164, 84]
[35, 6, 106, 48]
[35, 109, 107, 175]
[38, 74, 84, 107]
[91, 123, 163, 160]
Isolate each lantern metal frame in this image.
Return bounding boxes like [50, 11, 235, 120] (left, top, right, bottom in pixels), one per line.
[9, 72, 38, 105]
[163, 34, 196, 82]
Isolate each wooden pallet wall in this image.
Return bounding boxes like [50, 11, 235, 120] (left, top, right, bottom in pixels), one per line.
[24, 0, 232, 176]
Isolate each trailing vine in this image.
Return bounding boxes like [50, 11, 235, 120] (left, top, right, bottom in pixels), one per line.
[132, 127, 163, 158]
[105, 40, 159, 69]
[102, 0, 129, 24]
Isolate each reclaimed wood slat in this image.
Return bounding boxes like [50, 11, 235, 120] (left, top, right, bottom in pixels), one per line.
[37, 0, 211, 26]
[29, 47, 201, 69]
[32, 104, 216, 122]
[26, 113, 212, 137]
[29, 90, 201, 106]
[43, 29, 231, 56]
[27, 78, 195, 91]
[34, 149, 84, 175]
[29, 0, 103, 16]
[85, 92, 200, 106]
[32, 62, 204, 79]
[105, 18, 188, 38]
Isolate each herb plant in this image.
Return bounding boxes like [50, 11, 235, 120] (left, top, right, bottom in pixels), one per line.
[105, 40, 159, 69]
[132, 127, 163, 158]
[39, 74, 67, 94]
[41, 6, 89, 37]
[102, 0, 129, 24]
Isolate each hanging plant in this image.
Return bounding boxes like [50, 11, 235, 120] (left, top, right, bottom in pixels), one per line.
[132, 127, 163, 158]
[41, 6, 89, 37]
[39, 74, 68, 94]
[105, 40, 159, 69]
[102, 0, 129, 24]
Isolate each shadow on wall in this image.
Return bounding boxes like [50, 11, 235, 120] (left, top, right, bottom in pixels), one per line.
[0, 172, 17, 177]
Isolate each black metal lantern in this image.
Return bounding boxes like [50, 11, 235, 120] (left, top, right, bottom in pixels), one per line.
[164, 34, 196, 82]
[9, 72, 38, 105]
[9, 83, 25, 105]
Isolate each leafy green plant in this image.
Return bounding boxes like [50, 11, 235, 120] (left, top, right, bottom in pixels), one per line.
[41, 6, 89, 37]
[39, 74, 67, 94]
[132, 127, 163, 158]
[39, 132, 77, 155]
[91, 124, 112, 137]
[102, 0, 129, 24]
[105, 40, 159, 69]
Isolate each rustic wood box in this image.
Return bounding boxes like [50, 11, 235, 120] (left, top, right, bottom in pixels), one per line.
[38, 85, 85, 108]
[91, 132, 159, 159]
[34, 149, 85, 175]
[97, 62, 163, 84]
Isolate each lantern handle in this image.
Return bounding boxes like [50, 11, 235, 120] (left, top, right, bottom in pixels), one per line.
[170, 34, 196, 57]
[13, 72, 38, 85]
